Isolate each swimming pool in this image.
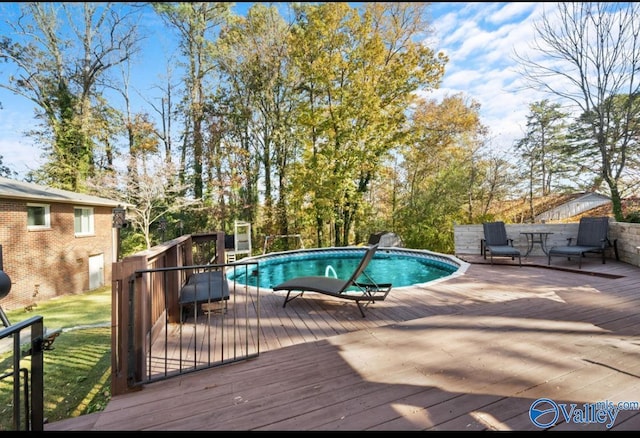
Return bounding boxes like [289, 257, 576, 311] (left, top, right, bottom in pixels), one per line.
[226, 246, 467, 290]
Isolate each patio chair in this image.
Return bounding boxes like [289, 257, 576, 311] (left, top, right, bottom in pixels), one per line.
[272, 244, 392, 317]
[547, 216, 617, 269]
[482, 221, 522, 266]
[179, 269, 230, 320]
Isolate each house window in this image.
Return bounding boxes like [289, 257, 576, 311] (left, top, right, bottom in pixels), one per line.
[74, 207, 95, 236]
[27, 203, 50, 229]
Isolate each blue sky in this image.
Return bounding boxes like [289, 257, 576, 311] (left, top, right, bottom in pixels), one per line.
[0, 2, 552, 178]
[427, 2, 553, 157]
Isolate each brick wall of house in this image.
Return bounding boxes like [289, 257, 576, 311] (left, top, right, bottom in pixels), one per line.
[0, 199, 114, 311]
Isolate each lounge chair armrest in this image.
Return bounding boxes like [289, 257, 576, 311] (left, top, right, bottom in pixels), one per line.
[352, 282, 392, 297]
[353, 281, 392, 289]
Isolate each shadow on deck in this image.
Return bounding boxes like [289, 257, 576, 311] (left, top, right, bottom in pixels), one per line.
[46, 255, 640, 431]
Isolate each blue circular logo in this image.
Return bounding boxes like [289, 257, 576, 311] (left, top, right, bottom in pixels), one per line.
[529, 398, 559, 428]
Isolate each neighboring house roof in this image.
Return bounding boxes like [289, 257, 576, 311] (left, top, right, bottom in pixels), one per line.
[0, 176, 123, 207]
[535, 192, 611, 222]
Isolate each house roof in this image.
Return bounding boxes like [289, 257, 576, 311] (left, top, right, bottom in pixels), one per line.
[0, 176, 124, 208]
[535, 192, 612, 222]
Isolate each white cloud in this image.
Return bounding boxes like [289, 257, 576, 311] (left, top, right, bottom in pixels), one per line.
[427, 2, 559, 153]
[0, 2, 573, 177]
[488, 2, 537, 25]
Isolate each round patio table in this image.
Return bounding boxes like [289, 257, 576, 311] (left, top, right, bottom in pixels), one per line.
[520, 231, 554, 256]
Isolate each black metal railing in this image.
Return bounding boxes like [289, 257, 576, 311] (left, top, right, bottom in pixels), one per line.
[0, 315, 45, 431]
[111, 232, 263, 395]
[126, 260, 261, 387]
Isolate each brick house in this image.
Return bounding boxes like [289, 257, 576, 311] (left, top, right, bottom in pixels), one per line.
[0, 176, 123, 311]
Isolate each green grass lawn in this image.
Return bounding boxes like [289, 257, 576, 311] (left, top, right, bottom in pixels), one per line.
[0, 286, 112, 430]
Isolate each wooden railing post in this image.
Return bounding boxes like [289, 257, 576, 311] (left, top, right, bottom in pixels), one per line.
[217, 231, 226, 264]
[165, 242, 180, 324]
[111, 255, 147, 396]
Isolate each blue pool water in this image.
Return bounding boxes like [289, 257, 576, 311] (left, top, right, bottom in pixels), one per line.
[226, 247, 461, 289]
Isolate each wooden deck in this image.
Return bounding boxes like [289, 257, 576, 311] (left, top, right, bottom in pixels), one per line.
[46, 254, 640, 431]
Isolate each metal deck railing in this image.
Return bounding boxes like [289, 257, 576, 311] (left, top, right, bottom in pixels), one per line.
[127, 260, 260, 387]
[111, 232, 262, 395]
[0, 315, 46, 431]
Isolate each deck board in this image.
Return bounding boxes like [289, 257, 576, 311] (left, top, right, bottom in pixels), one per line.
[45, 255, 640, 431]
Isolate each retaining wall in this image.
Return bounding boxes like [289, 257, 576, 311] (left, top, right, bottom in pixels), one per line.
[454, 221, 640, 266]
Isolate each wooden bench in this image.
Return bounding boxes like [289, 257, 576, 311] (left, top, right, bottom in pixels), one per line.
[179, 270, 230, 319]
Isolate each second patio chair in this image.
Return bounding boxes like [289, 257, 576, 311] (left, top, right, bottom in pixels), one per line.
[482, 221, 522, 266]
[547, 216, 616, 269]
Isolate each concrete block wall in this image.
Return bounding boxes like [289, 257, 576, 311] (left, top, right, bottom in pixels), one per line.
[609, 221, 640, 266]
[454, 221, 640, 266]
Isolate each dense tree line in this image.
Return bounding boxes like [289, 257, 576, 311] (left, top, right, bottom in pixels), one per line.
[1, 2, 639, 255]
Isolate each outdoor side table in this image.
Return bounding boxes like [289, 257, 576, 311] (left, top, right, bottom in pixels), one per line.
[520, 232, 554, 257]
